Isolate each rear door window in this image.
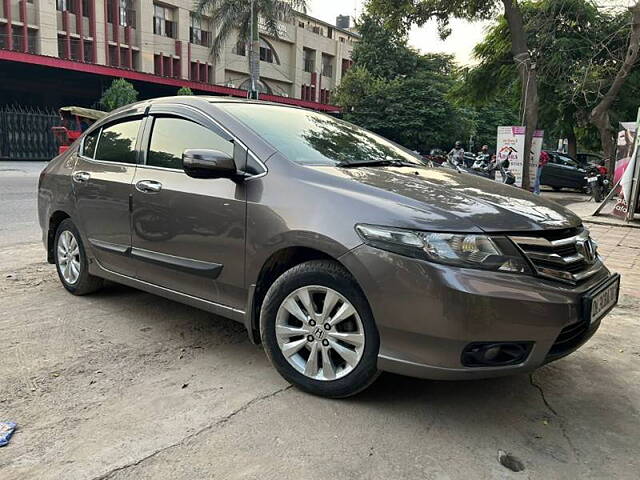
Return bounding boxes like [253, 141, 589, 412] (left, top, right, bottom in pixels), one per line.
[94, 119, 142, 164]
[82, 129, 100, 158]
[146, 117, 233, 170]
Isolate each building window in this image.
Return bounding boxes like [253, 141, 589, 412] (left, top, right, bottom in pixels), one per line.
[341, 58, 353, 78]
[57, 35, 67, 59]
[321, 54, 333, 78]
[259, 38, 279, 64]
[189, 61, 211, 82]
[107, 0, 135, 27]
[234, 40, 246, 56]
[83, 41, 93, 62]
[303, 48, 315, 73]
[154, 4, 175, 38]
[27, 29, 37, 54]
[190, 15, 211, 47]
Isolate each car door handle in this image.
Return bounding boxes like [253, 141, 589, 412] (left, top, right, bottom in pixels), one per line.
[136, 180, 163, 193]
[72, 171, 91, 183]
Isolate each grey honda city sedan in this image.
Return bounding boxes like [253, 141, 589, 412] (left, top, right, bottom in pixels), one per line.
[38, 96, 620, 397]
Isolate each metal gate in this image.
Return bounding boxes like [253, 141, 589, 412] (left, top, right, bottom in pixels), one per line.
[0, 106, 60, 160]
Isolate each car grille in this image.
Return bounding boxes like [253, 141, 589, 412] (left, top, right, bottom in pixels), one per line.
[509, 228, 603, 284]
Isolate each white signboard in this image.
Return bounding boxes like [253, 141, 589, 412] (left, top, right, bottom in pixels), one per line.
[530, 130, 544, 186]
[496, 127, 544, 188]
[615, 110, 640, 218]
[496, 126, 526, 187]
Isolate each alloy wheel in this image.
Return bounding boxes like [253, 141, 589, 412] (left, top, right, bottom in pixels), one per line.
[57, 230, 81, 285]
[275, 285, 365, 381]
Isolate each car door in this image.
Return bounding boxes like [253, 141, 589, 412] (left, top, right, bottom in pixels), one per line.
[130, 107, 247, 309]
[540, 153, 562, 187]
[557, 154, 586, 189]
[72, 116, 143, 277]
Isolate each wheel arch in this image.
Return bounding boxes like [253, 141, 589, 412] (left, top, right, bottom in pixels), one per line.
[245, 246, 360, 344]
[46, 210, 71, 263]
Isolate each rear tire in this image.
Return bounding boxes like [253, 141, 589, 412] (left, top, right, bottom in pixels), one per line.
[261, 260, 380, 398]
[54, 219, 103, 295]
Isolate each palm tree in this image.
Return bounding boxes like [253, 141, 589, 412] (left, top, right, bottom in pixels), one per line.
[195, 0, 307, 99]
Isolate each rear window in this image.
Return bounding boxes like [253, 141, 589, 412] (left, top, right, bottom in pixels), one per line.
[94, 119, 141, 164]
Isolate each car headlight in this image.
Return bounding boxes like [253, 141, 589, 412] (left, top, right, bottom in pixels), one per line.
[355, 224, 531, 273]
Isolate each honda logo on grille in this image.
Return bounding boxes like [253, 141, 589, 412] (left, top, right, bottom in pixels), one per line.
[577, 238, 597, 264]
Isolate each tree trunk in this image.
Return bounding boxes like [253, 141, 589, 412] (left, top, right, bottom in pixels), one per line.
[248, 4, 260, 99]
[590, 2, 640, 172]
[503, 0, 538, 190]
[567, 125, 577, 159]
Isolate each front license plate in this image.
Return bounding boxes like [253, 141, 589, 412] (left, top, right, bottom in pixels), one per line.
[585, 275, 620, 324]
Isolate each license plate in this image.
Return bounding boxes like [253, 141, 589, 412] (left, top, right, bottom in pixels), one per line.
[585, 275, 620, 324]
[587, 177, 598, 183]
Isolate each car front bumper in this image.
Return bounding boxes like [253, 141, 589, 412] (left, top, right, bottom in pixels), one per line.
[339, 244, 615, 380]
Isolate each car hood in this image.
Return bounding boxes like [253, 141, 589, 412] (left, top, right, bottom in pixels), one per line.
[312, 165, 581, 232]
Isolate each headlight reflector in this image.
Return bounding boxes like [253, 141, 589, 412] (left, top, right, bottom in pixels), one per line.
[355, 224, 530, 273]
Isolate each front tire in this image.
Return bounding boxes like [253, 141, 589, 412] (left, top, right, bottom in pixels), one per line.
[261, 260, 380, 398]
[54, 219, 103, 295]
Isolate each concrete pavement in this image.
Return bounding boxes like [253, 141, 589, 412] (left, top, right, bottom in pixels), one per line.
[0, 164, 639, 479]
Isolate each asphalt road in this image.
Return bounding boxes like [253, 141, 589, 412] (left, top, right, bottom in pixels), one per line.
[0, 162, 47, 245]
[0, 164, 638, 479]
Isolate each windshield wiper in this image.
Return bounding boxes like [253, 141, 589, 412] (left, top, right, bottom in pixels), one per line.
[336, 160, 422, 168]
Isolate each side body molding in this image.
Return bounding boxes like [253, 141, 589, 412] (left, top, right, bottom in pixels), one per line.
[88, 239, 223, 279]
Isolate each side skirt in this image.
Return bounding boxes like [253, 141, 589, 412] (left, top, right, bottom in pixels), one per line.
[88, 259, 245, 324]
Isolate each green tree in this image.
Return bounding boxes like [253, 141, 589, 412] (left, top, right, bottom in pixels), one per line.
[335, 55, 471, 153]
[350, 13, 418, 80]
[177, 86, 194, 95]
[457, 0, 640, 164]
[194, 0, 306, 99]
[99, 78, 138, 111]
[368, 0, 540, 189]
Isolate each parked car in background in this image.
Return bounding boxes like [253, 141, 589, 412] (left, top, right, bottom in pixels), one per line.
[38, 97, 619, 398]
[540, 151, 589, 192]
[577, 152, 603, 167]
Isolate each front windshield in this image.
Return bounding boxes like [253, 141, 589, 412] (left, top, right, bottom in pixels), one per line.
[216, 103, 425, 167]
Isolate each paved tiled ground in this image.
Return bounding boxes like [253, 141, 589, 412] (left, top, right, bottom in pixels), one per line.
[587, 222, 640, 297]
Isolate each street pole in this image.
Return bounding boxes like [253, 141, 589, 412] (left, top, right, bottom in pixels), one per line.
[248, 0, 259, 100]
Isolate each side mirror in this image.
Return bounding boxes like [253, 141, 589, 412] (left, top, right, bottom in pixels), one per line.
[182, 149, 237, 179]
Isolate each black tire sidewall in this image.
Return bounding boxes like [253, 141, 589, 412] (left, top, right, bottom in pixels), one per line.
[54, 219, 95, 294]
[261, 261, 380, 398]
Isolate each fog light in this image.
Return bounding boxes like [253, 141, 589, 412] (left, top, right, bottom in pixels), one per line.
[461, 342, 533, 367]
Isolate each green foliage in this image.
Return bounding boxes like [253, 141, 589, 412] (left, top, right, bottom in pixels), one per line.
[99, 78, 138, 111]
[194, 0, 307, 57]
[335, 10, 520, 153]
[458, 0, 639, 152]
[350, 14, 418, 80]
[177, 86, 194, 96]
[367, 0, 499, 38]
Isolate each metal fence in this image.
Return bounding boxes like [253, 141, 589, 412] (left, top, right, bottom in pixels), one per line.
[0, 106, 60, 160]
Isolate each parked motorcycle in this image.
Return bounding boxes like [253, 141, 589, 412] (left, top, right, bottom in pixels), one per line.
[585, 167, 606, 202]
